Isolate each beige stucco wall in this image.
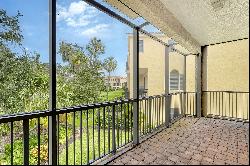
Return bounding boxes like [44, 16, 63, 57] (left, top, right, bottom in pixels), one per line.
[203, 39, 249, 119]
[127, 35, 248, 119]
[127, 33, 192, 97]
[205, 39, 249, 91]
[127, 34, 194, 116]
[186, 56, 196, 92]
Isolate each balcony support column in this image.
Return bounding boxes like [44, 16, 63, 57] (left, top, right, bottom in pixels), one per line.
[48, 0, 57, 164]
[183, 55, 187, 115]
[201, 46, 208, 117]
[132, 27, 139, 145]
[195, 53, 202, 117]
[165, 46, 171, 127]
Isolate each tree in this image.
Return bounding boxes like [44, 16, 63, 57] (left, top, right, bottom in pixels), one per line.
[0, 9, 23, 45]
[58, 38, 106, 106]
[103, 56, 117, 100]
[0, 9, 49, 114]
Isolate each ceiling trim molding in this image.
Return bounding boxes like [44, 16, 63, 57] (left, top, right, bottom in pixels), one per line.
[202, 38, 249, 47]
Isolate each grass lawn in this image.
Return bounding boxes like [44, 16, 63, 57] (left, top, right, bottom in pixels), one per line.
[0, 89, 126, 165]
[59, 129, 128, 165]
[100, 89, 124, 101]
[58, 89, 131, 164]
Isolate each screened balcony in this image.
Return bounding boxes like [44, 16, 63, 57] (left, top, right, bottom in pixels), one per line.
[0, 0, 248, 165]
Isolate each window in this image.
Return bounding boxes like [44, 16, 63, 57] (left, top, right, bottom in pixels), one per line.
[170, 70, 184, 91]
[139, 40, 144, 52]
[170, 70, 179, 90]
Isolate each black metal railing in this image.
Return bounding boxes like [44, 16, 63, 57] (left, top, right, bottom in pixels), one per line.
[0, 100, 136, 165]
[183, 92, 197, 116]
[3, 91, 247, 165]
[203, 91, 249, 122]
[137, 92, 197, 138]
[2, 91, 247, 165]
[1, 94, 184, 165]
[138, 95, 165, 137]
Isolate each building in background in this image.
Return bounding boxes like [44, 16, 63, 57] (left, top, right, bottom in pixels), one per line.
[127, 33, 194, 98]
[127, 33, 249, 119]
[127, 33, 249, 96]
[105, 76, 127, 90]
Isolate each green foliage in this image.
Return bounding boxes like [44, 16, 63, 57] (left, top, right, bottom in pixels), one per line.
[103, 56, 118, 100]
[1, 135, 48, 165]
[0, 9, 49, 114]
[57, 39, 107, 106]
[0, 48, 49, 114]
[103, 56, 117, 74]
[59, 130, 126, 165]
[99, 89, 124, 101]
[0, 9, 23, 45]
[0, 9, 126, 165]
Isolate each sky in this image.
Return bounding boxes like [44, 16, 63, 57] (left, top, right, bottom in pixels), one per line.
[0, 0, 159, 76]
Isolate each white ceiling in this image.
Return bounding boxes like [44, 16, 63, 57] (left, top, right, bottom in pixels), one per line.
[160, 0, 249, 46]
[105, 0, 249, 53]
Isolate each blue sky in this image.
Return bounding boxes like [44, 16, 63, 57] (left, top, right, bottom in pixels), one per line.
[1, 0, 159, 76]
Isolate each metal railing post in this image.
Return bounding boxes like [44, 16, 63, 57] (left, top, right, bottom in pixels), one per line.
[23, 120, 29, 165]
[149, 98, 152, 132]
[48, 0, 57, 164]
[132, 27, 139, 145]
[166, 94, 172, 126]
[112, 104, 116, 153]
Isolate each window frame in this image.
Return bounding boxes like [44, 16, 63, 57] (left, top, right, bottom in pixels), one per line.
[139, 40, 144, 53]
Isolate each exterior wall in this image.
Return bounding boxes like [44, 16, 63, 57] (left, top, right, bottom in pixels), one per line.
[203, 39, 249, 119]
[206, 39, 249, 91]
[127, 33, 192, 115]
[127, 33, 193, 97]
[127, 34, 248, 119]
[186, 56, 196, 92]
[128, 34, 165, 96]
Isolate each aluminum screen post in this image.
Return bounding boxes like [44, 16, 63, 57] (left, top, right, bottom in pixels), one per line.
[165, 46, 170, 127]
[195, 53, 202, 118]
[183, 56, 187, 115]
[201, 46, 208, 117]
[132, 27, 139, 145]
[48, 0, 57, 164]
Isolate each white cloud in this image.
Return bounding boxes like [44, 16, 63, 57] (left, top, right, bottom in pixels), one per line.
[56, 1, 111, 38]
[81, 24, 110, 37]
[65, 17, 90, 27]
[56, 1, 95, 27]
[68, 1, 87, 15]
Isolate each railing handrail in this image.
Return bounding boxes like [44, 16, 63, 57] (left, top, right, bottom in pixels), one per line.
[1, 91, 248, 124]
[0, 110, 52, 124]
[203, 90, 249, 93]
[0, 93, 180, 124]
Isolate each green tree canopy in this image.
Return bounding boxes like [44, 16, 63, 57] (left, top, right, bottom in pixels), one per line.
[103, 56, 117, 100]
[58, 38, 108, 106]
[103, 56, 117, 74]
[0, 9, 23, 45]
[0, 9, 49, 114]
